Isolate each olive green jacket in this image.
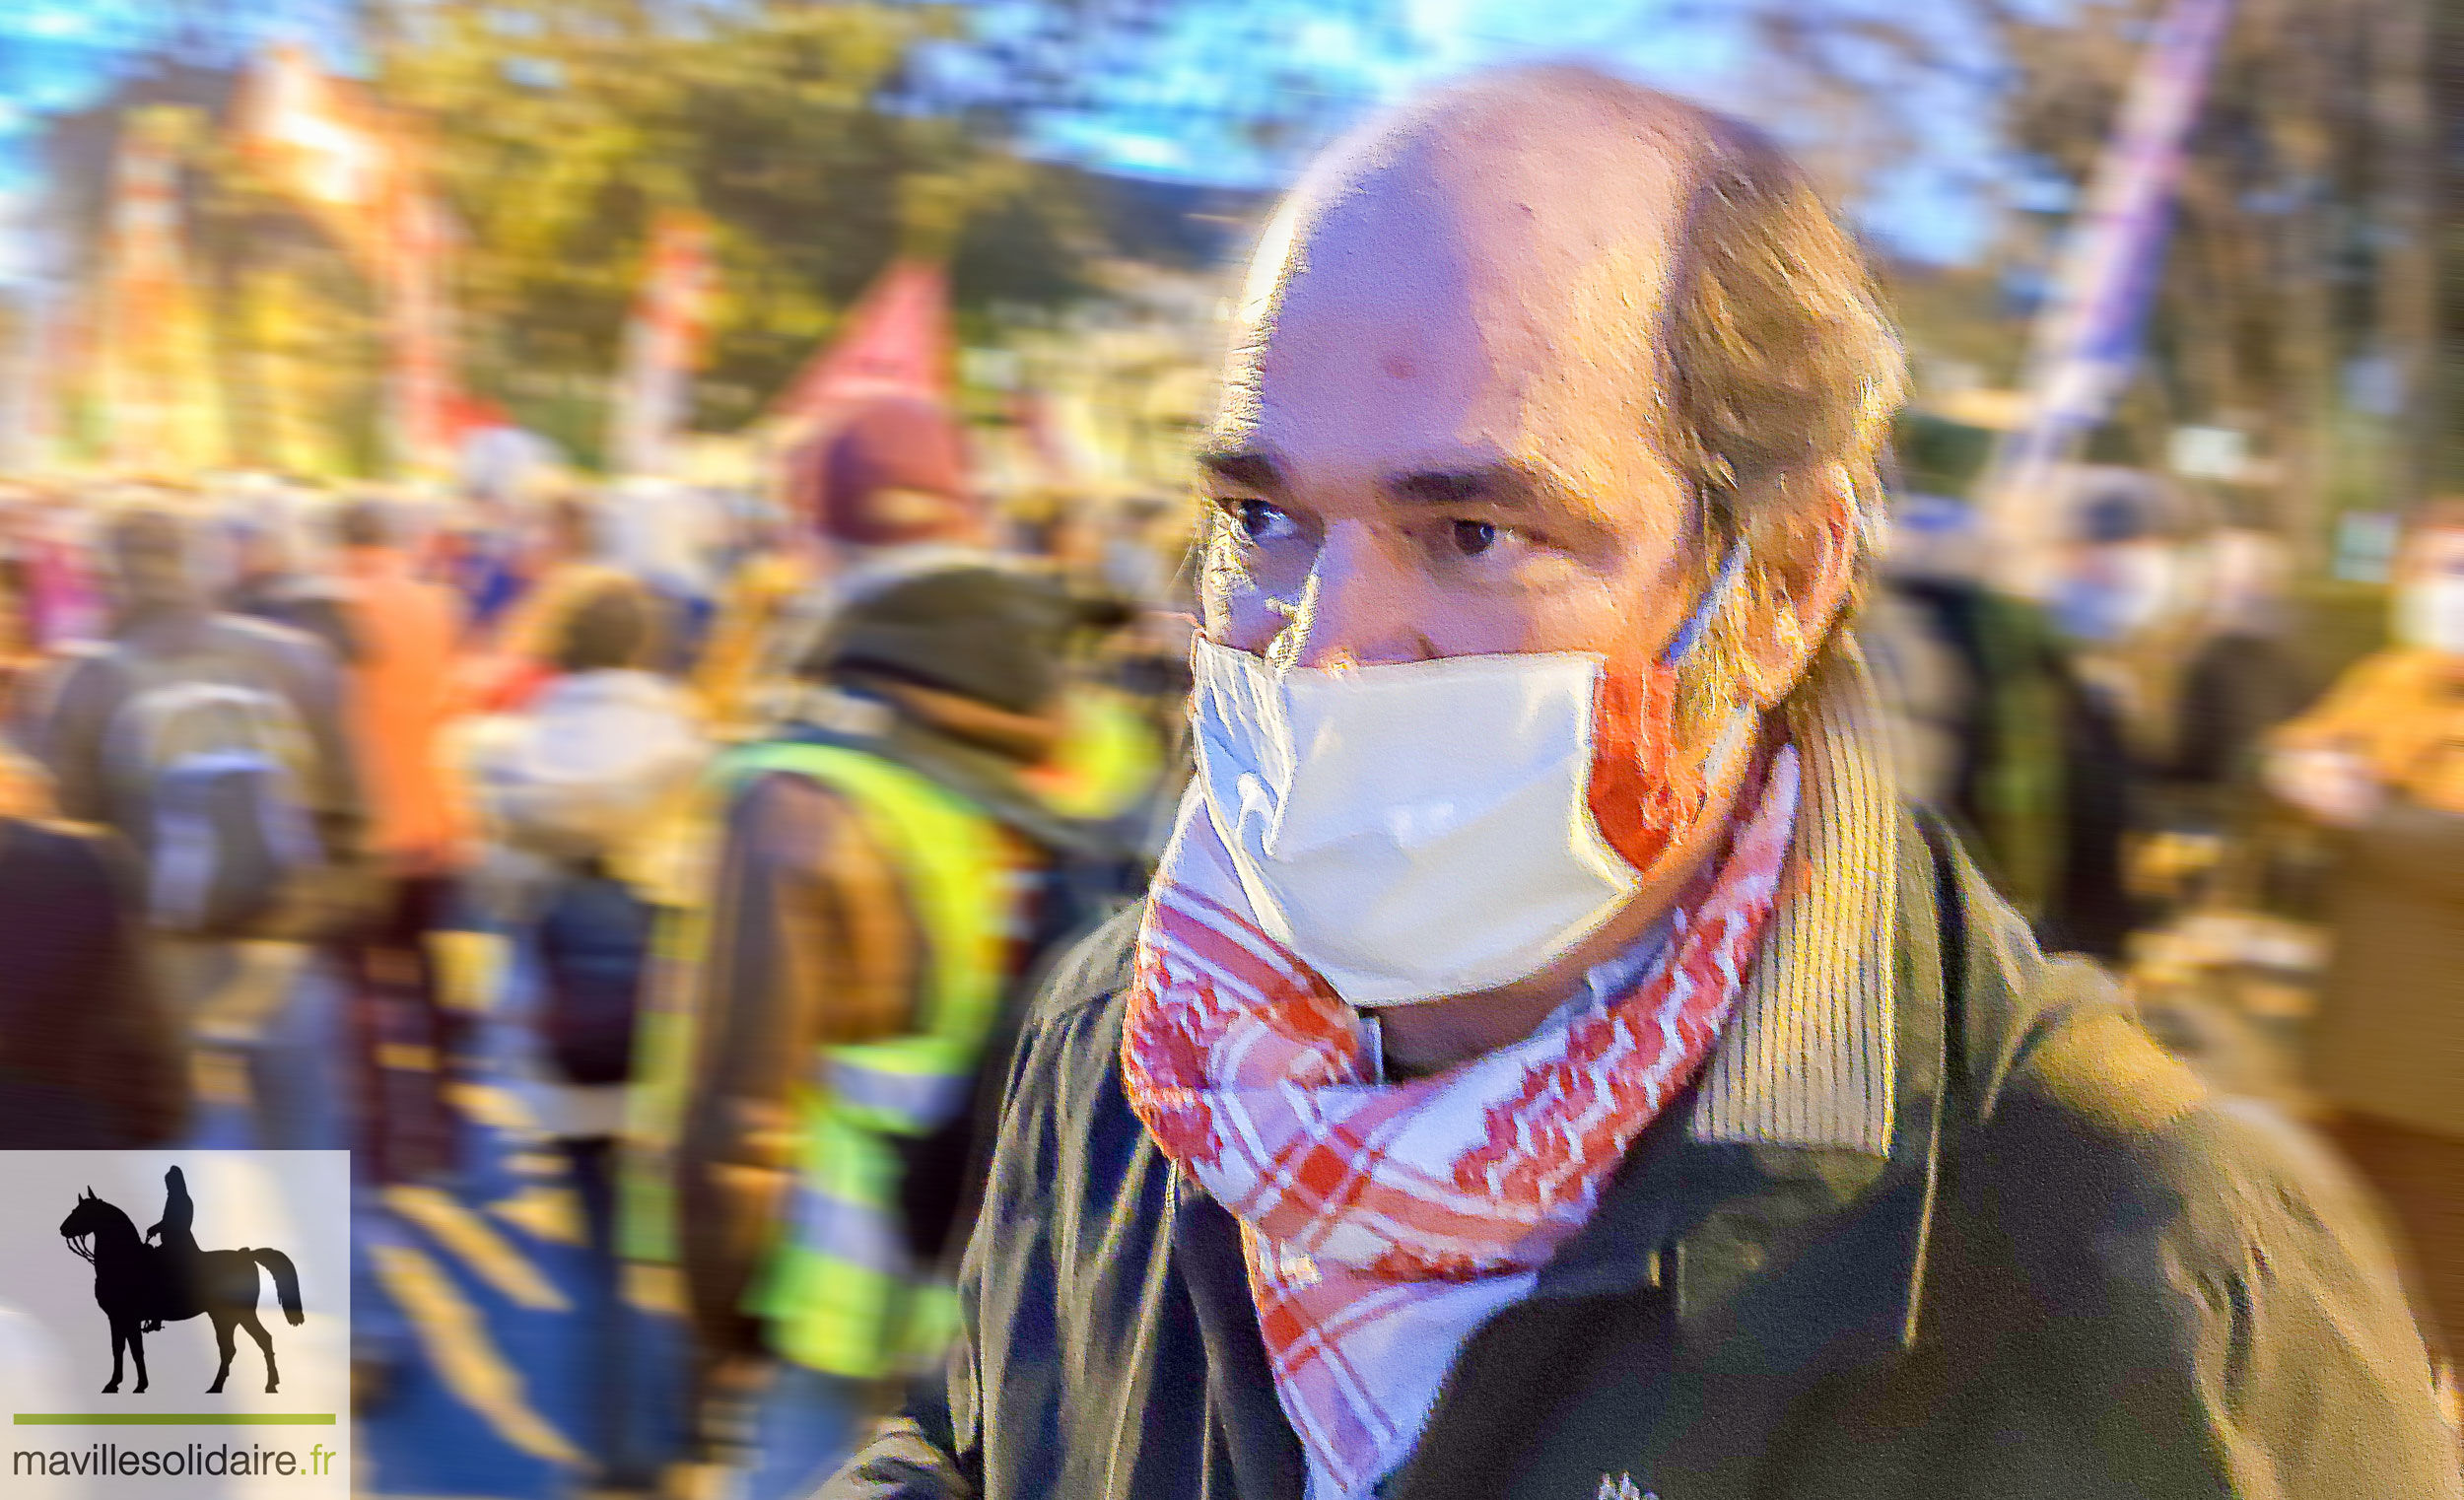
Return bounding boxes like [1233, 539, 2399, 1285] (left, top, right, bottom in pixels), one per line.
[824, 818, 2460, 1499]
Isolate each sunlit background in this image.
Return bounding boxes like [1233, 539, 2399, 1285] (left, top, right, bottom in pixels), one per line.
[0, 0, 2445, 539]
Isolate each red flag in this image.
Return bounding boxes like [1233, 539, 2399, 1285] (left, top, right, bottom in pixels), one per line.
[769, 258, 951, 423]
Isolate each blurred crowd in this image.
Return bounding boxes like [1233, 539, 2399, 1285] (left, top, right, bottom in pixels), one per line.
[0, 386, 1193, 1494]
[0, 377, 2457, 1493]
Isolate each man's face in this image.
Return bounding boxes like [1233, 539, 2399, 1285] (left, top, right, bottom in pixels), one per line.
[1197, 123, 1710, 674]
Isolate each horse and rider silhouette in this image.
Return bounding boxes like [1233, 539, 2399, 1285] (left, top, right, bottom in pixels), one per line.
[57, 1167, 304, 1395]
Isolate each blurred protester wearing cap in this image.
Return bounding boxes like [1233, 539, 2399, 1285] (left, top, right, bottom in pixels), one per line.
[702, 393, 994, 738]
[330, 497, 475, 1184]
[787, 392, 989, 566]
[648, 562, 1118, 1500]
[2267, 496, 2464, 1358]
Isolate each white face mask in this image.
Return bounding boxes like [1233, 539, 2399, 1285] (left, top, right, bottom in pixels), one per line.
[2396, 577, 2464, 656]
[1189, 552, 1748, 1007]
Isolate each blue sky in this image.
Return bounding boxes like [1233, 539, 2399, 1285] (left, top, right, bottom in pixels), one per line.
[0, 0, 359, 277]
[0, 0, 2019, 286]
[921, 0, 2018, 263]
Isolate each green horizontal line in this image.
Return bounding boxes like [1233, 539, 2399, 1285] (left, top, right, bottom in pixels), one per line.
[13, 1414, 336, 1426]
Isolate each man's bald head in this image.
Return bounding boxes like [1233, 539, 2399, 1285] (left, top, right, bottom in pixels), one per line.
[1214, 66, 1903, 569]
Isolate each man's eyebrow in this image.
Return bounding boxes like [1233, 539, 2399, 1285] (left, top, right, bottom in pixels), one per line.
[1390, 463, 1616, 536]
[1198, 449, 1282, 492]
[1391, 462, 1605, 517]
[1388, 466, 1531, 508]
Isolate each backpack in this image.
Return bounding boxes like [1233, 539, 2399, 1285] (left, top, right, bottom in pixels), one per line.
[534, 859, 656, 1087]
[105, 671, 319, 938]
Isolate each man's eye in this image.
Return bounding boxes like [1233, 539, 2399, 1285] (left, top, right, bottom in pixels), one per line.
[1450, 518, 1498, 557]
[1232, 499, 1290, 541]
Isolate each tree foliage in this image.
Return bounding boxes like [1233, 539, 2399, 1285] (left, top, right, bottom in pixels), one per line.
[1707, 0, 2443, 559]
[1985, 0, 2440, 553]
[371, 0, 1102, 456]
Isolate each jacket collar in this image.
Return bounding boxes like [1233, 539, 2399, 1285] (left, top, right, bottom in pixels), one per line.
[1541, 796, 1948, 1341]
[1685, 640, 1900, 1156]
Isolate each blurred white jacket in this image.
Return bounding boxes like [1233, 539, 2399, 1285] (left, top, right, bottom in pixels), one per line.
[463, 668, 710, 888]
[461, 668, 709, 1141]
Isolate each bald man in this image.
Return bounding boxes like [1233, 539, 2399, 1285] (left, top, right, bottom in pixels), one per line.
[820, 69, 2457, 1500]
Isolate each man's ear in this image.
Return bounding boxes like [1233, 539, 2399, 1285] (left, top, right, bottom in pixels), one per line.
[1731, 470, 1858, 707]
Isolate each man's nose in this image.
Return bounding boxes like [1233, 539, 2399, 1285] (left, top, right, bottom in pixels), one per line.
[1282, 523, 1430, 668]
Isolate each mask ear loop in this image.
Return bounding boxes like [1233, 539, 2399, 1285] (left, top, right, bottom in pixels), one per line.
[1662, 537, 1750, 665]
[1665, 537, 1758, 799]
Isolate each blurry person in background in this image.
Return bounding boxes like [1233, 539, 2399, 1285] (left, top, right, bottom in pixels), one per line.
[485, 491, 631, 708]
[608, 477, 723, 670]
[464, 580, 707, 1493]
[2051, 474, 2204, 773]
[221, 503, 359, 669]
[656, 564, 1112, 1500]
[331, 497, 473, 1185]
[2156, 525, 2304, 888]
[0, 718, 186, 1149]
[694, 505, 820, 736]
[824, 68, 2456, 1500]
[15, 505, 360, 1149]
[722, 393, 997, 732]
[466, 579, 707, 970]
[437, 489, 530, 638]
[1098, 494, 1180, 606]
[0, 492, 38, 703]
[2267, 496, 2464, 1362]
[9, 487, 104, 649]
[1862, 434, 2138, 961]
[787, 393, 992, 592]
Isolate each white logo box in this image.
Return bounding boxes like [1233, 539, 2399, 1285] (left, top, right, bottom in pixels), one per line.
[0, 1151, 351, 1500]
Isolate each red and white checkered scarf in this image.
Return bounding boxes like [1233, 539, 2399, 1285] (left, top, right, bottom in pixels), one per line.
[1123, 745, 1801, 1499]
